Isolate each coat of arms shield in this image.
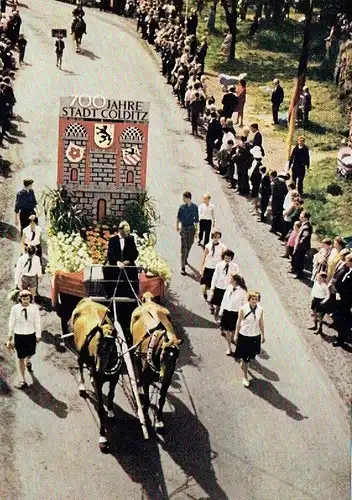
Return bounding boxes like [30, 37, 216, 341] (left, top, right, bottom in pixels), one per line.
[65, 142, 85, 163]
[94, 124, 114, 149]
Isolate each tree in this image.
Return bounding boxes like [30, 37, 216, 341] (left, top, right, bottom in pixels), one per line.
[221, 0, 238, 61]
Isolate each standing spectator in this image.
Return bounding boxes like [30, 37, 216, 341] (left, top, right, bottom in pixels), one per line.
[236, 144, 253, 195]
[288, 136, 310, 195]
[0, 0, 6, 14]
[309, 272, 330, 334]
[176, 191, 199, 275]
[327, 236, 346, 281]
[235, 78, 246, 126]
[198, 193, 216, 247]
[209, 249, 239, 321]
[270, 172, 288, 235]
[234, 291, 265, 387]
[258, 166, 271, 222]
[219, 274, 247, 356]
[205, 112, 222, 166]
[197, 36, 208, 73]
[250, 123, 265, 156]
[298, 86, 312, 126]
[280, 183, 299, 240]
[282, 220, 301, 259]
[7, 289, 42, 389]
[14, 179, 38, 232]
[14, 246, 42, 303]
[186, 8, 198, 35]
[207, 4, 216, 33]
[199, 230, 227, 300]
[221, 86, 238, 120]
[290, 211, 313, 279]
[190, 92, 202, 135]
[311, 238, 332, 281]
[21, 215, 42, 260]
[55, 34, 65, 69]
[17, 33, 27, 64]
[271, 78, 284, 125]
[249, 147, 263, 215]
[332, 253, 352, 347]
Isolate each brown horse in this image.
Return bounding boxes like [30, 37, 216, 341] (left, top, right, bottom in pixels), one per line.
[130, 292, 182, 429]
[71, 298, 123, 451]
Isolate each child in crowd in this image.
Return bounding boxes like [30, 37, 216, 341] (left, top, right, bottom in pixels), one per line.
[309, 272, 330, 334]
[282, 220, 301, 259]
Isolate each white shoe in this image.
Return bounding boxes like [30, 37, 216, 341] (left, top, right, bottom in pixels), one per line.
[242, 378, 250, 387]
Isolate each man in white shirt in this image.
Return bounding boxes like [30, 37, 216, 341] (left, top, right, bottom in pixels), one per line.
[15, 246, 42, 303]
[198, 193, 215, 247]
[7, 290, 42, 389]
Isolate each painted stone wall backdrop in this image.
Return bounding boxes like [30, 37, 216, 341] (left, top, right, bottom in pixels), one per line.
[62, 137, 87, 185]
[90, 151, 117, 189]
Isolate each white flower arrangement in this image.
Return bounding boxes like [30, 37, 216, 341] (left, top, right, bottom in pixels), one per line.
[46, 230, 92, 274]
[134, 233, 172, 284]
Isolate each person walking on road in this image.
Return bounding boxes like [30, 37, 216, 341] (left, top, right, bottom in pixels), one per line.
[15, 245, 42, 304]
[176, 191, 199, 275]
[219, 274, 247, 356]
[198, 193, 215, 247]
[199, 230, 227, 301]
[234, 291, 265, 387]
[209, 249, 239, 321]
[14, 179, 39, 232]
[288, 136, 310, 195]
[17, 33, 27, 64]
[55, 34, 65, 69]
[21, 215, 43, 260]
[271, 78, 284, 125]
[6, 289, 42, 390]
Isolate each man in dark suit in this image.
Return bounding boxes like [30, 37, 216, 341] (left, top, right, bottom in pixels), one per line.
[271, 78, 284, 124]
[288, 136, 310, 195]
[290, 211, 313, 279]
[250, 123, 265, 156]
[270, 172, 288, 233]
[205, 112, 223, 166]
[221, 87, 239, 119]
[332, 253, 352, 347]
[104, 221, 139, 299]
[258, 166, 272, 222]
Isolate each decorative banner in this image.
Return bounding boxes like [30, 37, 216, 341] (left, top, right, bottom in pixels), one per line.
[94, 123, 114, 149]
[65, 142, 85, 163]
[122, 145, 141, 166]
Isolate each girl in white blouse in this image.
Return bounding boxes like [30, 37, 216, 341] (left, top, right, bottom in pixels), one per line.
[199, 230, 227, 301]
[219, 274, 247, 355]
[209, 249, 240, 321]
[234, 292, 265, 387]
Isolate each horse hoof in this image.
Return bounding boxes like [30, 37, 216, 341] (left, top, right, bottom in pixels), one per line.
[107, 410, 114, 419]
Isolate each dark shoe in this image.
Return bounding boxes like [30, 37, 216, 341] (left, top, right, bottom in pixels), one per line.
[332, 340, 344, 347]
[26, 362, 33, 372]
[197, 241, 202, 246]
[269, 229, 276, 234]
[317, 328, 323, 335]
[308, 325, 318, 331]
[281, 255, 289, 259]
[181, 268, 186, 275]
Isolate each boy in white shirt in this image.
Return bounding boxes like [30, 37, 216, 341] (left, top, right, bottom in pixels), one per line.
[15, 246, 42, 304]
[309, 272, 330, 334]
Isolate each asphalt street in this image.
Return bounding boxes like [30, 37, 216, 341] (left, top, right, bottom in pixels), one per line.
[0, 1, 350, 499]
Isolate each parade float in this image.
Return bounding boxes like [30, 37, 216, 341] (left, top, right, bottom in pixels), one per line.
[48, 95, 171, 314]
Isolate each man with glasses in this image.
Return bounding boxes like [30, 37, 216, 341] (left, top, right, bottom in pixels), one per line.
[7, 290, 41, 389]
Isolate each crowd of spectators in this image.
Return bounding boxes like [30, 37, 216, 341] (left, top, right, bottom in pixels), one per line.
[0, 2, 25, 147]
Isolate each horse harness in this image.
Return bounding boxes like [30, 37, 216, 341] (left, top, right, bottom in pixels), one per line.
[80, 324, 123, 376]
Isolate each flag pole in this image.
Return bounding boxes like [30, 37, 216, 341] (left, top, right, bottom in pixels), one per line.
[286, 0, 314, 161]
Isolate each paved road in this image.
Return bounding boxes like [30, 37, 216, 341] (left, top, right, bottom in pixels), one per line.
[0, 2, 350, 499]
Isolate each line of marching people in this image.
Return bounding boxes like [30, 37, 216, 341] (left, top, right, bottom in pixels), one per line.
[0, 3, 27, 147]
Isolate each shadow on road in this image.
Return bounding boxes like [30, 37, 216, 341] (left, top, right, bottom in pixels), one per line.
[249, 358, 280, 382]
[61, 69, 78, 76]
[247, 379, 308, 421]
[25, 374, 68, 418]
[165, 290, 218, 369]
[160, 394, 229, 500]
[0, 222, 20, 241]
[13, 114, 29, 123]
[79, 49, 101, 60]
